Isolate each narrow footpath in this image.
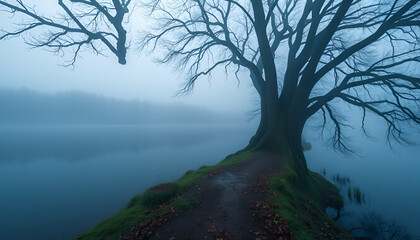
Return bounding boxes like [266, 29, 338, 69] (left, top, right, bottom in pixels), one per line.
[126, 152, 289, 239]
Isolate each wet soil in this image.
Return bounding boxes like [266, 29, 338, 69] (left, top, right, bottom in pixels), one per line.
[136, 152, 288, 239]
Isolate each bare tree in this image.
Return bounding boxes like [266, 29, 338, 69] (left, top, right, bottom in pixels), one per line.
[1, 0, 419, 177]
[0, 0, 132, 65]
[139, 0, 420, 176]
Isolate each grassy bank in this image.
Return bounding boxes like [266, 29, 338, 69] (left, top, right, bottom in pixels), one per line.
[268, 154, 353, 239]
[75, 151, 253, 240]
[76, 151, 352, 239]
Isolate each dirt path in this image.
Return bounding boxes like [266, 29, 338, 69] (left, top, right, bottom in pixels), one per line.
[145, 152, 287, 239]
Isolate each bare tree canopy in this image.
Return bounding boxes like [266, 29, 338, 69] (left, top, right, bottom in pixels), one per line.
[1, 0, 419, 174]
[0, 0, 132, 65]
[139, 0, 420, 173]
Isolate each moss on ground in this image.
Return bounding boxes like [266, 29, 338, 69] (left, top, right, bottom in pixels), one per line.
[141, 183, 180, 208]
[75, 151, 253, 240]
[268, 154, 352, 239]
[76, 150, 352, 239]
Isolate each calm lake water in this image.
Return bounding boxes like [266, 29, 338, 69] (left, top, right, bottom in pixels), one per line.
[1, 124, 419, 239]
[306, 133, 420, 238]
[0, 125, 254, 240]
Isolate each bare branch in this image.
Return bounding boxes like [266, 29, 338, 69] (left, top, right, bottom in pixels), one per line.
[0, 0, 131, 64]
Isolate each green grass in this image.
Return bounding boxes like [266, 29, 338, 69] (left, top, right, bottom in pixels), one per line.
[172, 196, 198, 213]
[75, 202, 149, 240]
[141, 183, 180, 208]
[75, 151, 253, 240]
[268, 154, 352, 239]
[76, 150, 352, 239]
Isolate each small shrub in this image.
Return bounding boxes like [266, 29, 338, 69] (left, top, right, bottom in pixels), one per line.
[141, 183, 180, 208]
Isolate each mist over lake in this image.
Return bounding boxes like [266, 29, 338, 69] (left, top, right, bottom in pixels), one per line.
[1, 1, 419, 237]
[0, 125, 255, 240]
[306, 136, 420, 238]
[0, 88, 419, 239]
[0, 88, 254, 240]
[0, 88, 238, 125]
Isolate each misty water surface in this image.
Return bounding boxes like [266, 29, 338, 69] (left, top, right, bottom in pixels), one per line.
[306, 133, 420, 238]
[1, 124, 419, 240]
[0, 124, 254, 240]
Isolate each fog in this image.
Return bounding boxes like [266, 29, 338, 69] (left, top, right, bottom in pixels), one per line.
[0, 4, 260, 238]
[0, 87, 257, 240]
[0, 16, 257, 115]
[304, 110, 420, 238]
[0, 88, 242, 125]
[0, 124, 255, 240]
[0, 1, 419, 240]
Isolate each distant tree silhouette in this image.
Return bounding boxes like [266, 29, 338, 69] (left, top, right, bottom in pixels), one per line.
[1, 0, 419, 176]
[0, 0, 131, 65]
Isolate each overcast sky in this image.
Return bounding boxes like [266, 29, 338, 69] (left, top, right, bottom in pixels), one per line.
[0, 1, 258, 115]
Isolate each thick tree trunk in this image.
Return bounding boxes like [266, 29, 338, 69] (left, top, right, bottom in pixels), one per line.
[247, 94, 283, 152]
[247, 1, 310, 178]
[246, 86, 309, 178]
[284, 115, 308, 176]
[248, 0, 282, 151]
[246, 103, 308, 177]
[284, 90, 310, 176]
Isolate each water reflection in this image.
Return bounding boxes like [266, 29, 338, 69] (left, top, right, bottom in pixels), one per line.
[0, 125, 253, 240]
[0, 125, 245, 163]
[306, 136, 420, 238]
